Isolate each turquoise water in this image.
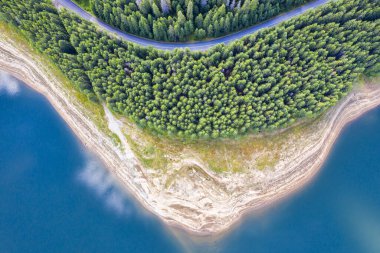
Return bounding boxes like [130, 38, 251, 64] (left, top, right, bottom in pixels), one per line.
[1, 74, 380, 253]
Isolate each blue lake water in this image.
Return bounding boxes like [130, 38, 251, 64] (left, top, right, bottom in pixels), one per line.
[1, 74, 380, 253]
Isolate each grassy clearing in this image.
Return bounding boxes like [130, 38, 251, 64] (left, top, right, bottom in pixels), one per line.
[72, 0, 91, 12]
[120, 110, 322, 173]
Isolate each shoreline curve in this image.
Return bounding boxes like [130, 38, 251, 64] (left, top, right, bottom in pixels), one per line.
[1, 35, 380, 236]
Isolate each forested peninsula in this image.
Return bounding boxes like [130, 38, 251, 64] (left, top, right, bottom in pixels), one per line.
[0, 0, 379, 234]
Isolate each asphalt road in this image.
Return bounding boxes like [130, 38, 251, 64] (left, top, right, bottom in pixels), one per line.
[54, 0, 329, 51]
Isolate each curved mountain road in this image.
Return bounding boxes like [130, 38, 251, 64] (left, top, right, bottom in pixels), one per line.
[54, 0, 329, 51]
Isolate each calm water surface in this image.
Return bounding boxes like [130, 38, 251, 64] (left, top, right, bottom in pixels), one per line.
[1, 74, 380, 253]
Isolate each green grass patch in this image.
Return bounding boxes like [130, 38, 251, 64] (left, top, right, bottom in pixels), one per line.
[72, 0, 91, 12]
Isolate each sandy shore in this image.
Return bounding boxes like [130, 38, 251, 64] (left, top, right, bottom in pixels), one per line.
[1, 34, 380, 236]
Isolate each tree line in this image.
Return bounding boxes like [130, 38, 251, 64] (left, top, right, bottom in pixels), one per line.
[1, 0, 379, 139]
[89, 0, 311, 41]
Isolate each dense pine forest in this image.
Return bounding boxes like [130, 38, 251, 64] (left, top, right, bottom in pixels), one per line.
[0, 0, 379, 138]
[88, 0, 311, 41]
